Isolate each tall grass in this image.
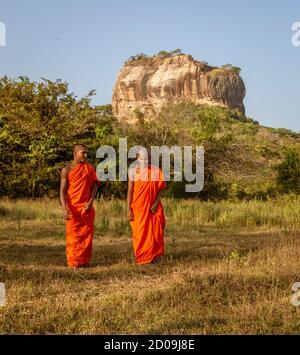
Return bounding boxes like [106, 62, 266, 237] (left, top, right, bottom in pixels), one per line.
[0, 195, 300, 334]
[1, 195, 299, 234]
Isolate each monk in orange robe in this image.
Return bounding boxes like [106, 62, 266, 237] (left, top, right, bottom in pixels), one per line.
[60, 144, 100, 268]
[127, 148, 166, 265]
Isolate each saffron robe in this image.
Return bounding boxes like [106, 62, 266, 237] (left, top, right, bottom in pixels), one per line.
[65, 162, 100, 267]
[130, 165, 166, 265]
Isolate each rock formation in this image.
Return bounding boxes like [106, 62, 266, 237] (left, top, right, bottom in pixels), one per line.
[112, 54, 246, 122]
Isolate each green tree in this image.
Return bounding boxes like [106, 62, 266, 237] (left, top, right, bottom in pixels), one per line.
[0, 77, 113, 197]
[276, 149, 300, 193]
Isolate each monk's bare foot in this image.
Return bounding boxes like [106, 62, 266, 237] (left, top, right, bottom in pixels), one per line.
[69, 264, 90, 269]
[151, 256, 163, 264]
[80, 264, 91, 269]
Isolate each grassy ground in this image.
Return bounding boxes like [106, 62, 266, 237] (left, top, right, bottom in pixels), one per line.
[0, 196, 300, 334]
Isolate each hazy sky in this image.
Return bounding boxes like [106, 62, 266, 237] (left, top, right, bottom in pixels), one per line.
[1, 0, 300, 131]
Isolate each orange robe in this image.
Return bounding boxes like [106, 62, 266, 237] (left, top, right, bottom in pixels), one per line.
[65, 162, 100, 268]
[130, 165, 166, 265]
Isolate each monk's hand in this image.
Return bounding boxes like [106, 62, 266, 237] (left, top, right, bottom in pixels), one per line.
[127, 209, 134, 221]
[150, 202, 158, 214]
[63, 208, 72, 220]
[84, 201, 92, 211]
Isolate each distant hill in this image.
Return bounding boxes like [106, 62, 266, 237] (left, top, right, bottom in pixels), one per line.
[119, 102, 300, 199]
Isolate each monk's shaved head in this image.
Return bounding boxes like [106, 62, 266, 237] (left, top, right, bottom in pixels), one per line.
[137, 147, 151, 159]
[73, 144, 87, 154]
[136, 147, 151, 169]
[72, 144, 88, 163]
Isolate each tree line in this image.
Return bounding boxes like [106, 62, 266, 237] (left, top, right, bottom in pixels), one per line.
[0, 77, 299, 199]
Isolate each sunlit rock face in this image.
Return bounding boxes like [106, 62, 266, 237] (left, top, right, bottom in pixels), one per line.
[112, 54, 246, 123]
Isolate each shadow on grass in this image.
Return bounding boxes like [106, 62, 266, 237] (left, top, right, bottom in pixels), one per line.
[165, 230, 284, 263]
[0, 230, 289, 285]
[0, 242, 133, 267]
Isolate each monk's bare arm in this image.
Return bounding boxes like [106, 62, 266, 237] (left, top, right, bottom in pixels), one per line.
[150, 188, 166, 214]
[127, 173, 134, 221]
[60, 166, 71, 219]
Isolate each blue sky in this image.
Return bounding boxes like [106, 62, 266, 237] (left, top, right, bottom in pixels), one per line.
[0, 0, 300, 131]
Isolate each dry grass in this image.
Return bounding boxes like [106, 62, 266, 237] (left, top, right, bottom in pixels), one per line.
[1, 196, 300, 334]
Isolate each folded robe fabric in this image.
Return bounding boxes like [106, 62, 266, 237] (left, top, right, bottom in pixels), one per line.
[130, 165, 166, 265]
[65, 162, 100, 267]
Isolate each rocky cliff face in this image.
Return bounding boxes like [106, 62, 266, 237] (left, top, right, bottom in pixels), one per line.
[112, 54, 246, 122]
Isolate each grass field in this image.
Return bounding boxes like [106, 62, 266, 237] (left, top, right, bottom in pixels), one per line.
[0, 196, 300, 334]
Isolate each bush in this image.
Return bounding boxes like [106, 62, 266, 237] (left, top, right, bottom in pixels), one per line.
[276, 149, 300, 193]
